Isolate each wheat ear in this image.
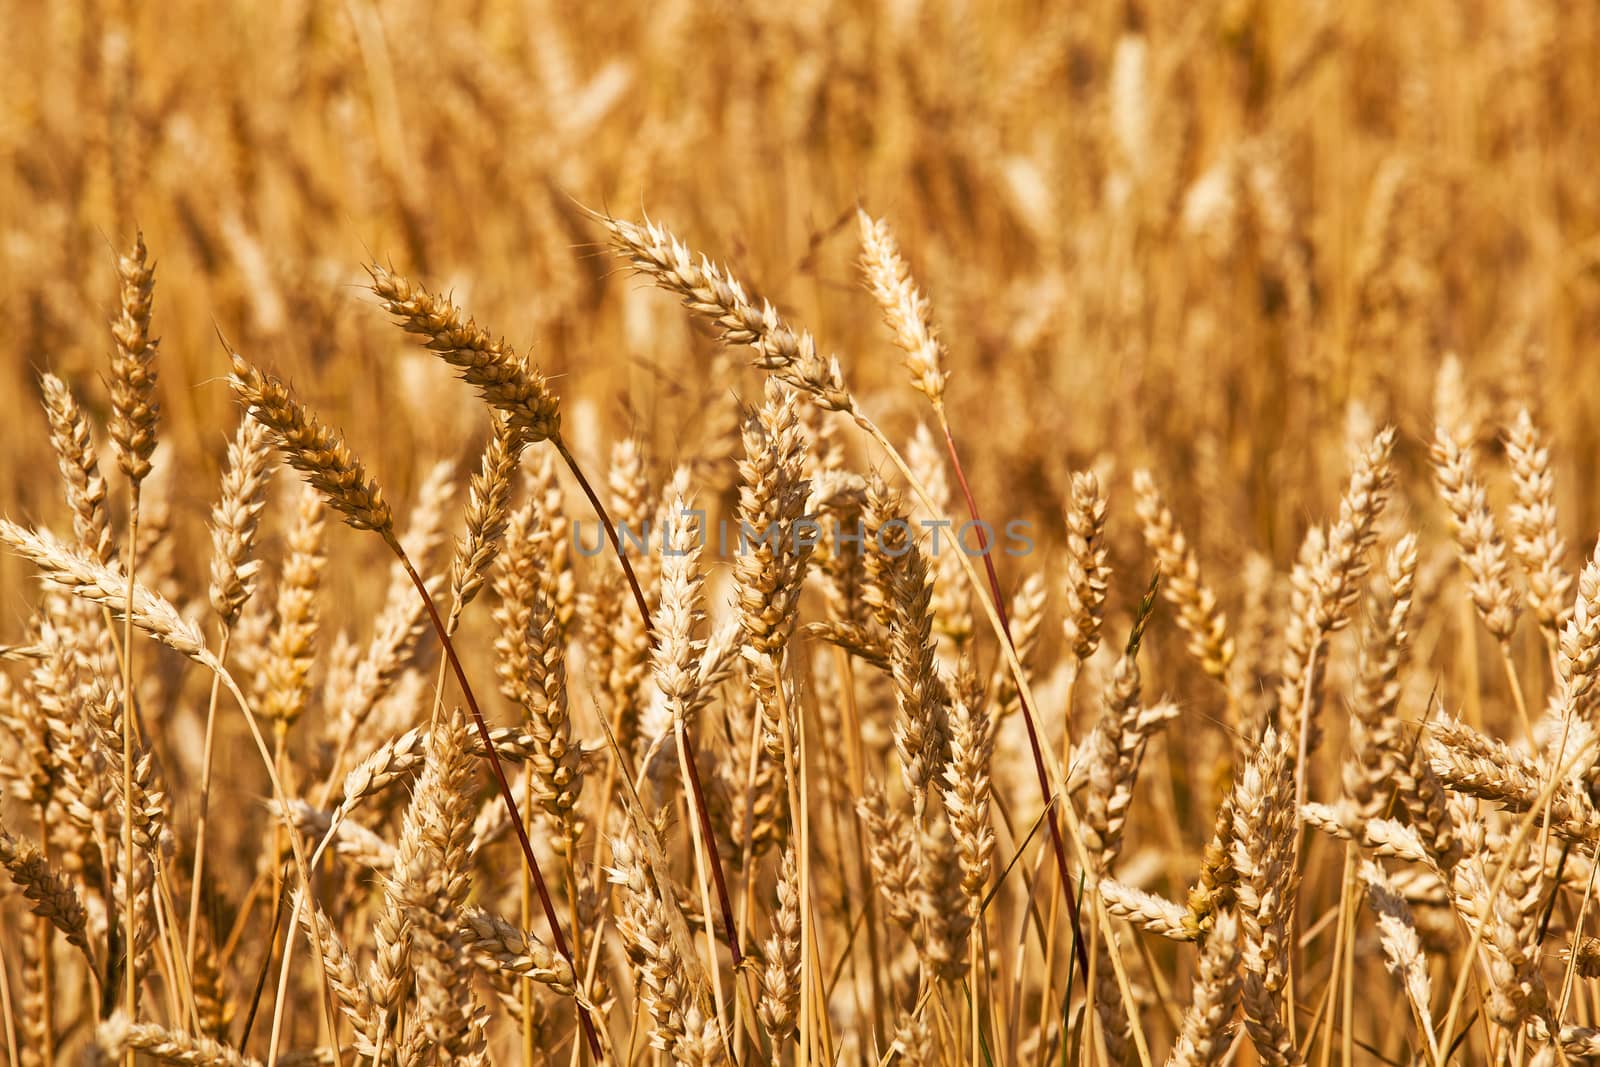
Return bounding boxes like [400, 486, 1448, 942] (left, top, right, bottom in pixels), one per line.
[38, 373, 114, 566]
[108, 231, 159, 486]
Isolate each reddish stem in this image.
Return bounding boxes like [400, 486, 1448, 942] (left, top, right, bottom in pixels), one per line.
[939, 418, 1090, 980]
[393, 548, 603, 1061]
[553, 437, 744, 969]
[555, 438, 653, 636]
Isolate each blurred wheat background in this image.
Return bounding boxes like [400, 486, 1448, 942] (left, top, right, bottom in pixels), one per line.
[3, 1, 1600, 1065]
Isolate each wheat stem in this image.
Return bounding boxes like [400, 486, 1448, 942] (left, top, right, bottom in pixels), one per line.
[185, 629, 230, 978]
[119, 492, 139, 1067]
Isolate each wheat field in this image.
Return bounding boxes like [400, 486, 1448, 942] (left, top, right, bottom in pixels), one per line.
[3, 2, 1600, 1065]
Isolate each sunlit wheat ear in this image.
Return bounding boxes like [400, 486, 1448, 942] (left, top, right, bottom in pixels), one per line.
[758, 845, 801, 1045]
[0, 522, 208, 662]
[1133, 468, 1233, 686]
[260, 486, 324, 733]
[1084, 685, 1179, 874]
[913, 813, 973, 982]
[988, 572, 1046, 718]
[98, 1014, 258, 1067]
[28, 625, 101, 826]
[939, 696, 994, 904]
[600, 213, 852, 410]
[85, 683, 166, 864]
[607, 828, 699, 1056]
[1391, 728, 1466, 872]
[0, 824, 93, 963]
[1559, 545, 1600, 723]
[383, 705, 488, 1061]
[1479, 832, 1549, 1032]
[447, 414, 524, 629]
[226, 347, 395, 536]
[520, 574, 584, 854]
[863, 477, 948, 814]
[1230, 728, 1298, 1064]
[1078, 588, 1167, 1060]
[334, 727, 426, 822]
[38, 372, 115, 566]
[108, 230, 159, 487]
[1424, 717, 1600, 843]
[492, 495, 542, 710]
[1099, 880, 1193, 941]
[581, 440, 653, 751]
[0, 665, 51, 815]
[1338, 533, 1418, 828]
[733, 379, 813, 697]
[460, 906, 576, 995]
[365, 264, 561, 443]
[1430, 425, 1520, 643]
[292, 888, 384, 1057]
[856, 209, 948, 404]
[856, 784, 918, 930]
[1062, 469, 1110, 663]
[651, 476, 705, 716]
[1314, 427, 1396, 629]
[890, 1010, 935, 1067]
[1277, 429, 1396, 766]
[1506, 408, 1573, 635]
[1360, 861, 1437, 1056]
[1168, 909, 1242, 1067]
[207, 418, 274, 626]
[675, 1005, 728, 1067]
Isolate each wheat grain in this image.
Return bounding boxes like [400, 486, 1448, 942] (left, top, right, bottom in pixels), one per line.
[757, 845, 801, 1044]
[1167, 909, 1242, 1066]
[107, 232, 159, 486]
[1338, 533, 1418, 827]
[1134, 470, 1233, 686]
[0, 824, 91, 959]
[1360, 860, 1438, 1057]
[228, 349, 395, 535]
[447, 414, 525, 627]
[1507, 409, 1573, 635]
[857, 210, 948, 404]
[367, 265, 562, 443]
[1432, 426, 1521, 643]
[207, 419, 274, 626]
[260, 486, 323, 732]
[38, 373, 115, 566]
[460, 906, 576, 995]
[1062, 470, 1110, 664]
[0, 521, 209, 660]
[608, 828, 699, 1055]
[602, 214, 852, 411]
[100, 1013, 258, 1067]
[733, 380, 813, 697]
